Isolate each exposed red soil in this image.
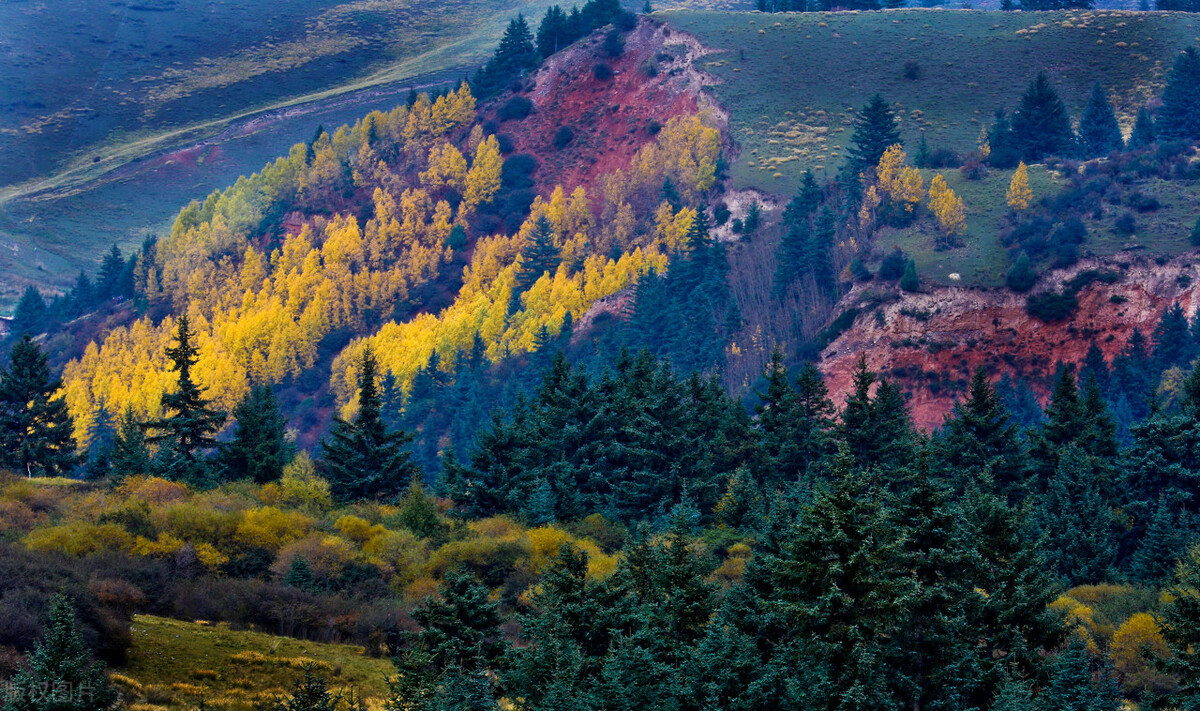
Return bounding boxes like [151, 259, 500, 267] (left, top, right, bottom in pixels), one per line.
[487, 19, 707, 195]
[819, 257, 1200, 431]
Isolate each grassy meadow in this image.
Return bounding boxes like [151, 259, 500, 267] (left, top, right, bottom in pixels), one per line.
[115, 615, 394, 710]
[662, 9, 1200, 195]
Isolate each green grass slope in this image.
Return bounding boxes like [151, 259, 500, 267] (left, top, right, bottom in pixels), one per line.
[662, 8, 1200, 195]
[114, 615, 394, 710]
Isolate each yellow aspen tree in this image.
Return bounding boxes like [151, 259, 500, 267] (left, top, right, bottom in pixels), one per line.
[928, 174, 966, 235]
[977, 127, 991, 159]
[858, 184, 881, 229]
[876, 144, 924, 212]
[420, 143, 468, 193]
[1007, 162, 1033, 211]
[462, 135, 502, 211]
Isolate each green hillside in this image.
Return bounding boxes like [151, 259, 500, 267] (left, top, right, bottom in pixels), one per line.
[114, 615, 393, 710]
[662, 8, 1200, 195]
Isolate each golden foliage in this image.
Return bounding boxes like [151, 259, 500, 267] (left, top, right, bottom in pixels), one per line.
[875, 145, 924, 212]
[1110, 613, 1176, 696]
[462, 135, 503, 212]
[1007, 162, 1033, 211]
[928, 174, 966, 235]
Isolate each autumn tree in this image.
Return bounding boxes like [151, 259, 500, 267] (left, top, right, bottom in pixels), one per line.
[928, 173, 966, 238]
[462, 135, 503, 211]
[1007, 162, 1033, 211]
[321, 347, 420, 501]
[0, 336, 79, 478]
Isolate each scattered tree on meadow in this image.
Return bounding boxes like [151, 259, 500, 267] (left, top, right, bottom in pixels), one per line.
[1006, 253, 1037, 293]
[1128, 107, 1156, 150]
[1007, 162, 1034, 211]
[1078, 83, 1124, 158]
[849, 95, 902, 173]
[928, 173, 966, 238]
[1011, 73, 1074, 161]
[900, 259, 920, 292]
[1158, 47, 1200, 142]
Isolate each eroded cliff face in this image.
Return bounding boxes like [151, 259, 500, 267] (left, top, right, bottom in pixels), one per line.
[819, 256, 1200, 430]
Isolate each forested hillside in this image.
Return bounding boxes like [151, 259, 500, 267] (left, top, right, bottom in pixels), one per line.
[8, 1, 1200, 710]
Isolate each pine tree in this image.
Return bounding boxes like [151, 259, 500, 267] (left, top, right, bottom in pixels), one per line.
[10, 286, 48, 338]
[849, 95, 902, 173]
[1129, 497, 1185, 585]
[1078, 83, 1123, 158]
[404, 568, 506, 675]
[217, 385, 292, 483]
[1011, 73, 1074, 161]
[1155, 302, 1195, 371]
[1158, 47, 1200, 142]
[1128, 107, 1156, 150]
[146, 314, 225, 463]
[536, 6, 572, 59]
[271, 666, 342, 711]
[110, 408, 150, 480]
[1154, 545, 1200, 703]
[322, 348, 419, 501]
[0, 336, 79, 477]
[4, 594, 119, 711]
[514, 215, 561, 296]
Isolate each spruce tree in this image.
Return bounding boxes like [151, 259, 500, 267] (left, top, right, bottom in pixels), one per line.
[83, 400, 117, 480]
[321, 348, 419, 501]
[96, 244, 125, 301]
[0, 336, 79, 477]
[513, 215, 561, 298]
[1158, 47, 1200, 142]
[1011, 73, 1074, 161]
[270, 666, 344, 711]
[849, 94, 902, 172]
[1128, 497, 1185, 585]
[1155, 302, 1195, 371]
[1040, 637, 1122, 711]
[1078, 83, 1123, 158]
[4, 594, 119, 711]
[937, 368, 1029, 495]
[10, 286, 48, 338]
[1033, 444, 1115, 586]
[110, 407, 150, 480]
[144, 315, 225, 485]
[1128, 107, 1156, 150]
[988, 109, 1022, 169]
[217, 385, 292, 483]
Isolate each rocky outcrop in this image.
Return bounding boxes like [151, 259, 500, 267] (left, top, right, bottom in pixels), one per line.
[819, 255, 1200, 430]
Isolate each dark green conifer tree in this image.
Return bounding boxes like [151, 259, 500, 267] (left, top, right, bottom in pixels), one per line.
[4, 594, 119, 711]
[216, 385, 292, 483]
[1128, 107, 1157, 149]
[900, 259, 919, 291]
[1155, 546, 1200, 706]
[988, 109, 1022, 169]
[96, 244, 125, 301]
[84, 400, 117, 480]
[110, 408, 150, 480]
[1158, 47, 1200, 142]
[1006, 253, 1037, 293]
[937, 368, 1029, 496]
[849, 94, 902, 172]
[1078, 83, 1123, 158]
[1033, 444, 1115, 586]
[1039, 637, 1122, 711]
[144, 315, 225, 486]
[321, 348, 419, 501]
[0, 336, 79, 477]
[1128, 497, 1186, 585]
[1011, 73, 1075, 161]
[10, 286, 48, 339]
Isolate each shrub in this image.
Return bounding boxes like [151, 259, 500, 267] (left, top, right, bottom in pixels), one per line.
[713, 203, 731, 226]
[1006, 253, 1036, 293]
[552, 125, 575, 150]
[639, 59, 658, 77]
[603, 29, 624, 58]
[903, 60, 921, 80]
[647, 119, 662, 135]
[1191, 216, 1200, 247]
[1126, 190, 1161, 213]
[1026, 291, 1078, 322]
[1114, 211, 1136, 236]
[960, 159, 988, 180]
[593, 62, 613, 80]
[878, 248, 907, 281]
[498, 96, 533, 122]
